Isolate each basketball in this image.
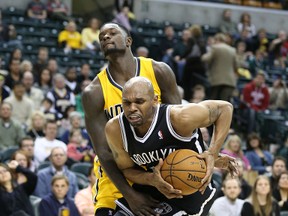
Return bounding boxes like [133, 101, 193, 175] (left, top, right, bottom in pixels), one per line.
[160, 149, 207, 195]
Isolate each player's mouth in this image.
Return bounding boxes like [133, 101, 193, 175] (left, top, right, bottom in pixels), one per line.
[128, 114, 141, 124]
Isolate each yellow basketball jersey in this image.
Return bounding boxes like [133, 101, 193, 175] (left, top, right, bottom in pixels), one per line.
[93, 57, 162, 211]
[98, 57, 161, 120]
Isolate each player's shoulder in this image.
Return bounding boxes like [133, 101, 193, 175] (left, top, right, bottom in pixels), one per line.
[105, 115, 121, 133]
[82, 77, 104, 108]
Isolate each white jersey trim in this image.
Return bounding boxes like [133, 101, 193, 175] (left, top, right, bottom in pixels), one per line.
[130, 104, 160, 143]
[119, 113, 129, 152]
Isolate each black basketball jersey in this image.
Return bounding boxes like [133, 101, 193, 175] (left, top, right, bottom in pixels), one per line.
[118, 104, 216, 215]
[119, 104, 206, 171]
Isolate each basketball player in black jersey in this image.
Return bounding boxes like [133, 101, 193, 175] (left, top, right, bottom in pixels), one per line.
[105, 77, 237, 215]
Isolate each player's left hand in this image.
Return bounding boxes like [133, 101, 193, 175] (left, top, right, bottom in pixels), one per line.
[197, 151, 214, 194]
[215, 153, 239, 177]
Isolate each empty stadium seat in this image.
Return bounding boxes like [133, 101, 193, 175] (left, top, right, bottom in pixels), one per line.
[73, 172, 89, 190]
[70, 162, 92, 176]
[0, 146, 19, 162]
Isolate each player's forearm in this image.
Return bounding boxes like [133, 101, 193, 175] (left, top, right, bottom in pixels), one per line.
[122, 168, 154, 186]
[208, 103, 233, 158]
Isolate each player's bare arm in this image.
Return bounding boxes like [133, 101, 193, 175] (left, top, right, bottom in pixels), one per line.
[170, 100, 233, 193]
[105, 117, 183, 200]
[152, 60, 181, 104]
[82, 80, 138, 203]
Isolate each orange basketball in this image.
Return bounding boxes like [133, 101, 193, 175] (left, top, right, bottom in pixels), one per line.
[160, 149, 206, 195]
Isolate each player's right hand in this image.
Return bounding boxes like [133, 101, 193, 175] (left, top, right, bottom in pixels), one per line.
[151, 159, 183, 199]
[127, 191, 161, 216]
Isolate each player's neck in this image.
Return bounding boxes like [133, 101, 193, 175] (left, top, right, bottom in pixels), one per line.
[108, 53, 135, 75]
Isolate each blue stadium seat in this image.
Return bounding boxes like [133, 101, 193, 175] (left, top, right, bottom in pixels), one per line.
[0, 146, 19, 162]
[70, 162, 92, 176]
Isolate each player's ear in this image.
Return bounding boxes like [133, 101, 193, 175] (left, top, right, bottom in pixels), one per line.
[126, 36, 132, 47]
[153, 95, 159, 104]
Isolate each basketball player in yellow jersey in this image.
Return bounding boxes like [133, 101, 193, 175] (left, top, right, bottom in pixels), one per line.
[82, 23, 181, 216]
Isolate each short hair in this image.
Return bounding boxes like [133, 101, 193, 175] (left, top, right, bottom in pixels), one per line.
[51, 174, 69, 186]
[222, 176, 241, 188]
[1, 101, 13, 110]
[102, 22, 131, 37]
[246, 132, 263, 150]
[44, 119, 57, 128]
[19, 136, 34, 148]
[69, 111, 82, 122]
[272, 156, 287, 167]
[12, 81, 24, 89]
[11, 150, 31, 168]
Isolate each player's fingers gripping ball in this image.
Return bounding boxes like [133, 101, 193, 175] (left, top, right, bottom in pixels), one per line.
[160, 149, 207, 195]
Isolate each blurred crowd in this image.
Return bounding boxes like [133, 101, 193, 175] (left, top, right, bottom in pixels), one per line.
[0, 0, 288, 215]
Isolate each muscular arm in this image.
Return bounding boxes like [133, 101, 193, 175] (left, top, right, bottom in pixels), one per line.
[82, 80, 134, 199]
[153, 60, 181, 104]
[105, 118, 182, 199]
[171, 100, 233, 158]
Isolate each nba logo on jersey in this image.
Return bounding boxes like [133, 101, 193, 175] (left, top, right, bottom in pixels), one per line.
[158, 130, 163, 139]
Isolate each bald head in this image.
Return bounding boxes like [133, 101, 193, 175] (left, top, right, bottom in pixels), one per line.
[123, 77, 154, 99]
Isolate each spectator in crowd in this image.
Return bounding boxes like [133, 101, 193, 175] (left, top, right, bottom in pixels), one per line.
[277, 136, 288, 168]
[81, 18, 101, 52]
[115, 0, 134, 13]
[58, 21, 82, 53]
[26, 0, 47, 20]
[241, 175, 280, 216]
[8, 48, 22, 63]
[11, 150, 31, 184]
[136, 46, 149, 57]
[209, 177, 245, 216]
[270, 156, 287, 191]
[221, 134, 251, 170]
[113, 6, 134, 32]
[247, 49, 267, 78]
[40, 97, 60, 121]
[202, 33, 238, 101]
[200, 127, 211, 147]
[237, 12, 256, 38]
[272, 171, 288, 212]
[251, 28, 270, 54]
[242, 70, 270, 132]
[34, 147, 78, 198]
[34, 120, 67, 164]
[77, 63, 92, 83]
[0, 11, 22, 48]
[46, 73, 76, 117]
[234, 28, 254, 52]
[216, 159, 252, 200]
[20, 59, 33, 74]
[47, 58, 60, 76]
[22, 71, 44, 110]
[27, 110, 46, 139]
[182, 24, 207, 100]
[189, 84, 206, 103]
[245, 132, 273, 175]
[35, 67, 53, 95]
[60, 111, 91, 145]
[269, 30, 288, 69]
[33, 47, 49, 79]
[0, 160, 37, 216]
[75, 79, 91, 117]
[65, 67, 81, 94]
[75, 165, 95, 216]
[39, 175, 80, 216]
[235, 41, 251, 75]
[177, 85, 189, 104]
[67, 129, 95, 163]
[46, 0, 70, 21]
[19, 136, 37, 171]
[172, 28, 192, 83]
[268, 76, 288, 111]
[5, 59, 21, 89]
[219, 9, 238, 37]
[159, 25, 178, 64]
[4, 81, 34, 128]
[0, 72, 11, 103]
[0, 102, 25, 150]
